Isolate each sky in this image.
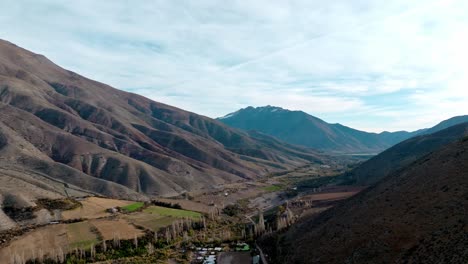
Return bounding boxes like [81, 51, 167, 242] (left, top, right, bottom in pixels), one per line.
[1, 0, 468, 132]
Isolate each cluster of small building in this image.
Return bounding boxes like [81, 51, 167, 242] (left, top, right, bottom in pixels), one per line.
[193, 246, 223, 264]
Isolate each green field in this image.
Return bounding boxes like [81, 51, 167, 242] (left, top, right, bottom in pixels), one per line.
[125, 206, 202, 231]
[143, 206, 202, 219]
[121, 202, 145, 212]
[125, 214, 176, 231]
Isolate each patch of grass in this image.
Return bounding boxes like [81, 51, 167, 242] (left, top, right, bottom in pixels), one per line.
[126, 214, 177, 231]
[121, 202, 145, 212]
[262, 185, 283, 192]
[123, 206, 202, 232]
[67, 222, 99, 249]
[143, 206, 202, 219]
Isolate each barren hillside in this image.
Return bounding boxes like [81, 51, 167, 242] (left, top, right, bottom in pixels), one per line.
[277, 135, 468, 263]
[344, 122, 468, 185]
[0, 39, 325, 203]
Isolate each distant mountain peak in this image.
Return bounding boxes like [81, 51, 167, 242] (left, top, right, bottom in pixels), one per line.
[218, 105, 468, 154]
[218, 105, 411, 153]
[242, 105, 289, 112]
[258, 105, 286, 111]
[218, 105, 288, 119]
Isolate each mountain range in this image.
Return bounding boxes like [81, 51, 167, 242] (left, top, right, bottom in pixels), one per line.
[0, 40, 325, 203]
[218, 105, 468, 154]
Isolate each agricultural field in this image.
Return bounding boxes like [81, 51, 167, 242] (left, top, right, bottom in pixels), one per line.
[62, 197, 134, 220]
[144, 206, 202, 219]
[125, 206, 202, 231]
[0, 219, 142, 262]
[0, 197, 205, 263]
[66, 221, 99, 249]
[124, 214, 175, 231]
[0, 164, 361, 264]
[0, 224, 68, 262]
[90, 218, 143, 240]
[121, 202, 145, 212]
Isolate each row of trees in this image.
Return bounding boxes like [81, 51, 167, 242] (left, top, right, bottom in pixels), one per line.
[151, 200, 182, 209]
[252, 203, 298, 239]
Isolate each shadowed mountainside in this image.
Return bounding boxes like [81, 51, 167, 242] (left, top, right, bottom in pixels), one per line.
[418, 115, 468, 136]
[277, 134, 468, 263]
[0, 39, 325, 201]
[343, 122, 468, 185]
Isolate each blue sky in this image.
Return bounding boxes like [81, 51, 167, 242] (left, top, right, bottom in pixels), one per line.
[1, 0, 467, 132]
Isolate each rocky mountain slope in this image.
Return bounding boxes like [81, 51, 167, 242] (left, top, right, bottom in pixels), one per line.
[418, 115, 468, 136]
[0, 39, 325, 202]
[276, 134, 468, 263]
[343, 122, 468, 185]
[218, 106, 416, 153]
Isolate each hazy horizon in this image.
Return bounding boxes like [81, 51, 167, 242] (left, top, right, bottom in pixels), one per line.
[1, 0, 467, 132]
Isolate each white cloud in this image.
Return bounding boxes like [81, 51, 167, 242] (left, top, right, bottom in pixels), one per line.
[0, 0, 467, 132]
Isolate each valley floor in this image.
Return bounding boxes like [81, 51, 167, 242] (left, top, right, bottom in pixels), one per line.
[0, 162, 365, 264]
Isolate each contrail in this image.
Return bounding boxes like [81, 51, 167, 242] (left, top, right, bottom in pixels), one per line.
[163, 0, 441, 89]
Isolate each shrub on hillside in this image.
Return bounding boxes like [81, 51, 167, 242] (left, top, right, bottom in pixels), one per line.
[222, 204, 243, 216]
[152, 200, 182, 209]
